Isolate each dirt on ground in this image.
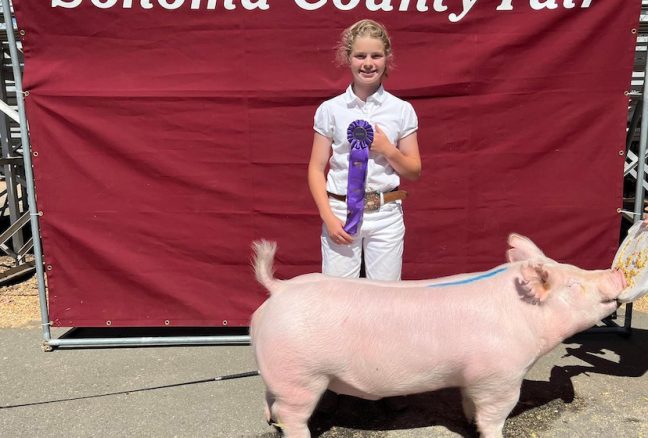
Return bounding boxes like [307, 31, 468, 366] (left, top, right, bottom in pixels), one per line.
[0, 255, 40, 328]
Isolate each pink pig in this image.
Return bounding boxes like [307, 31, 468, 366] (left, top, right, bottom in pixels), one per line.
[249, 234, 626, 438]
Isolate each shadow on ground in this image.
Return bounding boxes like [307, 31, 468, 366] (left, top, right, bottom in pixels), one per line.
[305, 327, 648, 437]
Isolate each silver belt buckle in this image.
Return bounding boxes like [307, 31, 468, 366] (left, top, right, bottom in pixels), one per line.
[364, 191, 381, 212]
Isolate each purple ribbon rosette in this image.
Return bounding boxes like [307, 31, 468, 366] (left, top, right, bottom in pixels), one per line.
[343, 120, 374, 235]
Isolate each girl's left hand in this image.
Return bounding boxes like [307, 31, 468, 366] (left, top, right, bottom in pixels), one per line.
[371, 124, 397, 157]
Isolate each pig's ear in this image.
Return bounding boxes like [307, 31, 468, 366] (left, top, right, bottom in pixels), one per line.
[507, 233, 546, 263]
[516, 261, 551, 303]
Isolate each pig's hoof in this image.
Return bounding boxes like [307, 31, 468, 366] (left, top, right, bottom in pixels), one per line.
[268, 419, 283, 433]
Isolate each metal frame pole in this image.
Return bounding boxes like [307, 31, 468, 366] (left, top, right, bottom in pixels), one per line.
[624, 37, 648, 332]
[633, 40, 648, 226]
[0, 0, 52, 345]
[46, 335, 251, 348]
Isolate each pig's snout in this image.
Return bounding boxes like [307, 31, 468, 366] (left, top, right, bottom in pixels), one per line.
[606, 269, 627, 302]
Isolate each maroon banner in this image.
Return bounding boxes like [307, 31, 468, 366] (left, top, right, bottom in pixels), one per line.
[14, 0, 641, 326]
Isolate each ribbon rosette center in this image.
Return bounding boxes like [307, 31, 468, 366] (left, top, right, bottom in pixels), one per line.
[347, 120, 374, 150]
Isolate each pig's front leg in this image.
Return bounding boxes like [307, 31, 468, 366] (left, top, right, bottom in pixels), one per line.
[460, 388, 476, 423]
[465, 379, 523, 438]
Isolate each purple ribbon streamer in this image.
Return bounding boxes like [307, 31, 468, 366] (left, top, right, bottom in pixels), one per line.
[344, 120, 374, 234]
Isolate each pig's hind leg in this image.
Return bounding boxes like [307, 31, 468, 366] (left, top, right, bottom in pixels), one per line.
[263, 390, 275, 424]
[466, 380, 522, 438]
[270, 376, 329, 438]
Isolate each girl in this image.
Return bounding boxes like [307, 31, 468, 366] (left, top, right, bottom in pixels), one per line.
[308, 19, 422, 280]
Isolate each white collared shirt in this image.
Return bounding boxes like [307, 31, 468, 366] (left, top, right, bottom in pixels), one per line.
[313, 85, 418, 195]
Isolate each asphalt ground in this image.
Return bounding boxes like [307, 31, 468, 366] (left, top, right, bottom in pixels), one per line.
[0, 308, 647, 438]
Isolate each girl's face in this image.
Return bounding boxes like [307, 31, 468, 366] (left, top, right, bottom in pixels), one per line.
[349, 36, 386, 91]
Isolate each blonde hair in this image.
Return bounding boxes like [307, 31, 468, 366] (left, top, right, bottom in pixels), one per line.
[336, 19, 394, 74]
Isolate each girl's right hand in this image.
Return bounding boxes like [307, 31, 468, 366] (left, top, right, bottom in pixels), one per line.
[324, 215, 353, 245]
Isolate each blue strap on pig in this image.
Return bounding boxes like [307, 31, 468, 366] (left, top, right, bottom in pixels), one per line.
[427, 267, 508, 288]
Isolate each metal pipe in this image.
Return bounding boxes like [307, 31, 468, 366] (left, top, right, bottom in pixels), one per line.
[47, 335, 251, 348]
[625, 34, 648, 333]
[1, 0, 52, 344]
[633, 36, 648, 219]
[623, 303, 633, 330]
[586, 326, 629, 335]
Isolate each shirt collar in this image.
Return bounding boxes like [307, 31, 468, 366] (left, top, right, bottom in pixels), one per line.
[344, 84, 386, 107]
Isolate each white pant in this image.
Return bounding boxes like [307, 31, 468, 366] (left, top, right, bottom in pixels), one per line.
[321, 199, 405, 280]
